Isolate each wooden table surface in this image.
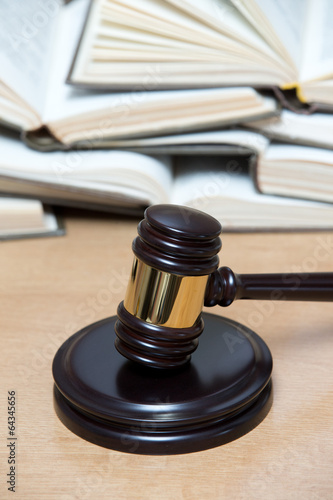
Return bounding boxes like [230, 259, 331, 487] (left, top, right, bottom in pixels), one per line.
[1, 212, 333, 500]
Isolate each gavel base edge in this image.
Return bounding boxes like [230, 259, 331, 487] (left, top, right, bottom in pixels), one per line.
[52, 313, 273, 455]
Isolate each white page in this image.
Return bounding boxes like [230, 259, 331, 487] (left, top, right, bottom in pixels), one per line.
[259, 144, 333, 203]
[165, 0, 278, 59]
[171, 157, 265, 206]
[94, 24, 224, 54]
[299, 0, 333, 82]
[58, 0, 289, 98]
[54, 93, 278, 144]
[103, 0, 240, 49]
[45, 0, 222, 123]
[0, 0, 60, 116]
[89, 39, 225, 63]
[70, 0, 236, 83]
[99, 0, 285, 72]
[0, 198, 61, 234]
[43, 0, 152, 122]
[233, 0, 304, 73]
[42, 0, 96, 122]
[242, 110, 333, 148]
[253, 0, 304, 60]
[300, 79, 333, 105]
[0, 197, 44, 231]
[68, 60, 288, 86]
[99, 9, 280, 71]
[0, 79, 41, 129]
[0, 133, 173, 204]
[0, 95, 40, 130]
[74, 0, 286, 84]
[259, 160, 333, 196]
[263, 144, 333, 164]
[108, 129, 269, 155]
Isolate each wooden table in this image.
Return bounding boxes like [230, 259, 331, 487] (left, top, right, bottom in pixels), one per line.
[1, 212, 333, 499]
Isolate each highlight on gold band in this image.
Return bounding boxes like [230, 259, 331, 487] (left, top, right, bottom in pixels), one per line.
[124, 258, 208, 329]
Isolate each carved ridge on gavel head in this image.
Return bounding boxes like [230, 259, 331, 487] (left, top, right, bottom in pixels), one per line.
[115, 205, 333, 369]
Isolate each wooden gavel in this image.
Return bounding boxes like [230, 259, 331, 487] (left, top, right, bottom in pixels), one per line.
[53, 203, 333, 454]
[115, 204, 333, 369]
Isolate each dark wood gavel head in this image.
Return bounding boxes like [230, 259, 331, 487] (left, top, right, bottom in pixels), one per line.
[115, 204, 223, 369]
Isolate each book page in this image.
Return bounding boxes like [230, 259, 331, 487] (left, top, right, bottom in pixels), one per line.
[299, 0, 333, 82]
[47, 88, 278, 144]
[263, 144, 333, 164]
[0, 199, 60, 237]
[103, 0, 243, 49]
[300, 79, 333, 106]
[0, 0, 60, 117]
[42, 0, 119, 122]
[259, 143, 333, 203]
[70, 0, 242, 83]
[107, 129, 269, 156]
[0, 133, 173, 205]
[104, 0, 280, 70]
[165, 0, 278, 59]
[70, 0, 291, 86]
[43, 0, 153, 122]
[0, 198, 44, 231]
[72, 4, 226, 69]
[233, 0, 304, 73]
[242, 110, 333, 149]
[171, 156, 256, 208]
[0, 80, 41, 130]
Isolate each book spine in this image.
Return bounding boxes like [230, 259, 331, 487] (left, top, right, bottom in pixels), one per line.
[22, 127, 66, 152]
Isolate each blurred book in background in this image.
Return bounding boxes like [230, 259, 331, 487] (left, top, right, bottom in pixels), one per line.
[69, 0, 333, 110]
[1, 0, 333, 233]
[1, 130, 333, 232]
[0, 0, 279, 151]
[0, 197, 64, 241]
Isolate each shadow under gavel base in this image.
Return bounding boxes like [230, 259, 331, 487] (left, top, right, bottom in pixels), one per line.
[52, 313, 272, 455]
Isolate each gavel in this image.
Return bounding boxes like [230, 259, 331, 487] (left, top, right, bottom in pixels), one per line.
[115, 204, 333, 369]
[53, 204, 333, 455]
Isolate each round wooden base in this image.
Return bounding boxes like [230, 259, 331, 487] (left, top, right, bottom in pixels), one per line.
[53, 313, 273, 455]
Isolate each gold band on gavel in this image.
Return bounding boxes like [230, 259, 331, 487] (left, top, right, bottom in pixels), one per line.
[124, 258, 208, 328]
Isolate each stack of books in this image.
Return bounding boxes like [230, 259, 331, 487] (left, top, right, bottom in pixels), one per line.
[1, 0, 333, 233]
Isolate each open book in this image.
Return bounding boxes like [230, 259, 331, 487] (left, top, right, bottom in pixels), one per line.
[1, 131, 333, 231]
[0, 197, 64, 240]
[0, 0, 277, 150]
[69, 0, 333, 107]
[109, 128, 333, 205]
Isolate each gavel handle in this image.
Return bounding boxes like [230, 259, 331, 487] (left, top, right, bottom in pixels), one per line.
[204, 267, 333, 307]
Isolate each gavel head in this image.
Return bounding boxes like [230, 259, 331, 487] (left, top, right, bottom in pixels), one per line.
[115, 204, 222, 369]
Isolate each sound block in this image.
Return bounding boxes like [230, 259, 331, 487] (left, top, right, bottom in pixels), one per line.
[52, 313, 272, 455]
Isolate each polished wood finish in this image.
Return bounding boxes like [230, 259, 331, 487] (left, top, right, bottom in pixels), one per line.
[53, 313, 272, 454]
[205, 267, 333, 306]
[1, 212, 333, 498]
[115, 301, 203, 369]
[133, 205, 222, 275]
